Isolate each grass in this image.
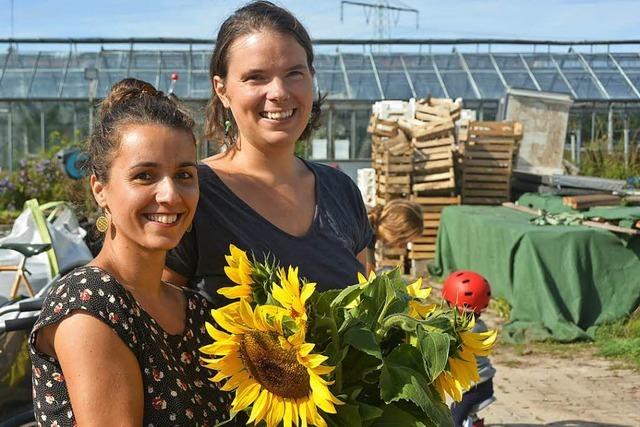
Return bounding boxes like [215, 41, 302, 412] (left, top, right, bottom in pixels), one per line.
[594, 311, 640, 370]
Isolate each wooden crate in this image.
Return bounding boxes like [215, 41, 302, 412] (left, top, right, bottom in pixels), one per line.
[461, 121, 522, 205]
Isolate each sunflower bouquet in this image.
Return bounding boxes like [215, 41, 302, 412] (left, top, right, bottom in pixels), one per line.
[200, 245, 497, 427]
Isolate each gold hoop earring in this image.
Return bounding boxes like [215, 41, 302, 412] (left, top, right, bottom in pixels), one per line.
[96, 212, 109, 233]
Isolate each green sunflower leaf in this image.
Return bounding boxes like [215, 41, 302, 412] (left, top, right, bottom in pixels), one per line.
[331, 283, 365, 310]
[416, 328, 450, 381]
[379, 344, 453, 427]
[325, 402, 363, 427]
[343, 323, 382, 359]
[370, 402, 429, 427]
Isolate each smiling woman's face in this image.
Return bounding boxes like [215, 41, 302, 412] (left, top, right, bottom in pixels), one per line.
[91, 123, 199, 252]
[214, 30, 314, 151]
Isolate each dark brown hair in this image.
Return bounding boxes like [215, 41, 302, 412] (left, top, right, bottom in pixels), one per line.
[205, 0, 322, 148]
[368, 199, 424, 248]
[89, 78, 195, 182]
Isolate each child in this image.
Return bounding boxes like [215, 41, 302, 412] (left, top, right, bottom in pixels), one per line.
[366, 199, 423, 271]
[442, 270, 496, 427]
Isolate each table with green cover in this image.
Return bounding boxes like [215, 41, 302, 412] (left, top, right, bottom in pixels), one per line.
[430, 203, 640, 342]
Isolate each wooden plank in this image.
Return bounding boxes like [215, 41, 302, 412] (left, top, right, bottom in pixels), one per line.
[413, 158, 454, 173]
[415, 144, 455, 156]
[379, 175, 411, 185]
[418, 151, 454, 162]
[462, 189, 509, 197]
[412, 236, 438, 244]
[415, 103, 451, 117]
[423, 220, 440, 228]
[463, 166, 511, 175]
[464, 174, 510, 183]
[423, 212, 441, 220]
[419, 229, 439, 237]
[501, 202, 640, 235]
[465, 143, 514, 152]
[413, 178, 456, 191]
[415, 111, 450, 123]
[410, 196, 460, 205]
[463, 182, 509, 190]
[410, 244, 437, 251]
[464, 158, 511, 168]
[412, 135, 454, 149]
[385, 164, 413, 173]
[412, 121, 455, 139]
[467, 137, 516, 145]
[465, 150, 513, 160]
[464, 196, 509, 204]
[408, 252, 436, 260]
[413, 170, 454, 182]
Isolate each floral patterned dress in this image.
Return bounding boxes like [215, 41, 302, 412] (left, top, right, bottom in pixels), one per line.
[29, 266, 232, 427]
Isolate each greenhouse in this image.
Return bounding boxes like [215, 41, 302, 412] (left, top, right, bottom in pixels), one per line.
[1, 38, 640, 171]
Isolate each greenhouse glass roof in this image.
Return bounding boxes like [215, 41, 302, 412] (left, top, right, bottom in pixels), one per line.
[1, 39, 640, 102]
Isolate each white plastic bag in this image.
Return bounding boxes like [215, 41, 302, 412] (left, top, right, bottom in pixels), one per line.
[0, 200, 92, 298]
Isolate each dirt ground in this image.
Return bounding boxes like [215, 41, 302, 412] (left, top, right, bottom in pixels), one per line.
[478, 315, 640, 427]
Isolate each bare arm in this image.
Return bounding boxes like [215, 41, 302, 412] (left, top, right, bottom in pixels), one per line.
[162, 267, 189, 287]
[41, 312, 143, 426]
[357, 249, 369, 274]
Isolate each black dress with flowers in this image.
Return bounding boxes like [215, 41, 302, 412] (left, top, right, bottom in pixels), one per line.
[29, 266, 232, 427]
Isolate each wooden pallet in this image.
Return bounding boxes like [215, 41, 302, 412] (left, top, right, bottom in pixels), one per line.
[460, 121, 522, 205]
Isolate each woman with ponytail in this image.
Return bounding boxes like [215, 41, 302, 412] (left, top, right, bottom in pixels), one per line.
[29, 78, 231, 426]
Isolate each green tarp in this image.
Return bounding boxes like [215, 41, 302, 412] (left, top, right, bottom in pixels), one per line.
[430, 204, 640, 343]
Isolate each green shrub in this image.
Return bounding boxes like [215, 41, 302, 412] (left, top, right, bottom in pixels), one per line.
[0, 131, 96, 224]
[579, 139, 640, 180]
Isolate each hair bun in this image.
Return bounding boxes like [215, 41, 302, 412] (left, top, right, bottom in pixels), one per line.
[100, 78, 160, 115]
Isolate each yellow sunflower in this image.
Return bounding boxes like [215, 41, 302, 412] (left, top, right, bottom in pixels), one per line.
[218, 244, 255, 301]
[433, 317, 497, 402]
[405, 278, 436, 319]
[200, 299, 342, 427]
[271, 266, 316, 330]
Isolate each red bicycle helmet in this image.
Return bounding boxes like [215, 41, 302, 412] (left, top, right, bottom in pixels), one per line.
[442, 270, 491, 314]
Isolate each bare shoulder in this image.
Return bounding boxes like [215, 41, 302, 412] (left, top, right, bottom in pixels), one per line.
[52, 311, 143, 424]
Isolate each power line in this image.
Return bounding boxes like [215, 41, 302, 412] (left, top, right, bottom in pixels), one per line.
[340, 0, 419, 41]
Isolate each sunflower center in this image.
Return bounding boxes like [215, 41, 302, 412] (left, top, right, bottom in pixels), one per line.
[239, 331, 311, 399]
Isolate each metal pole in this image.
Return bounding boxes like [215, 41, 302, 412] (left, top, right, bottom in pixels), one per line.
[607, 104, 613, 153]
[624, 113, 630, 167]
[570, 132, 576, 163]
[7, 105, 12, 172]
[591, 109, 596, 144]
[576, 125, 582, 167]
[40, 110, 45, 152]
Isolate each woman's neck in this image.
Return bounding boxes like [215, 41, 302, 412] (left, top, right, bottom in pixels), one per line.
[229, 135, 300, 181]
[92, 239, 166, 298]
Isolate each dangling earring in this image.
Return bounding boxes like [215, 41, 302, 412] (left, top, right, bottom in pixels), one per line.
[224, 109, 233, 136]
[96, 211, 109, 233]
[186, 223, 192, 233]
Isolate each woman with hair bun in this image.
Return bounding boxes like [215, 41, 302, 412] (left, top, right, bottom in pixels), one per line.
[164, 1, 373, 298]
[29, 78, 231, 426]
[366, 199, 424, 271]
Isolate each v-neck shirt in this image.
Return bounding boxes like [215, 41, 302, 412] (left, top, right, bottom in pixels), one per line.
[166, 159, 373, 301]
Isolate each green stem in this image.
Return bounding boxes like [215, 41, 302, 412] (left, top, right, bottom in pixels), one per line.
[316, 316, 343, 394]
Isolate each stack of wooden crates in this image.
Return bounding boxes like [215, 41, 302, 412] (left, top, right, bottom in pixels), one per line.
[400, 98, 462, 264]
[368, 114, 412, 269]
[459, 121, 523, 205]
[368, 101, 524, 273]
[368, 97, 463, 271]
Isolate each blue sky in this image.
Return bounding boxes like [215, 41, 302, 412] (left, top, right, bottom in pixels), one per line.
[1, 0, 639, 41]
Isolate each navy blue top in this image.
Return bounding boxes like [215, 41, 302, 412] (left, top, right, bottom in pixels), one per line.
[166, 159, 373, 301]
